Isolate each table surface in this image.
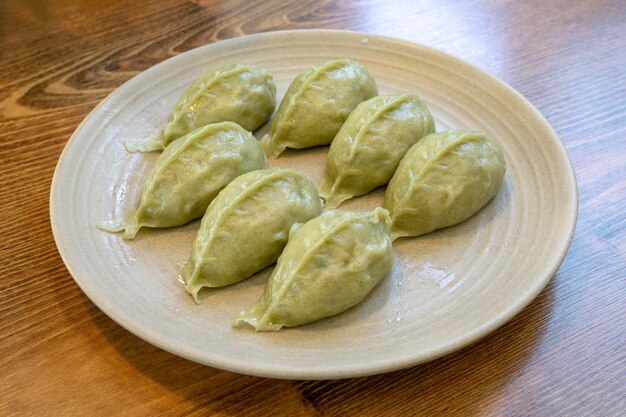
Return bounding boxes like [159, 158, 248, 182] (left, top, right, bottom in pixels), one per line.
[1, 0, 624, 415]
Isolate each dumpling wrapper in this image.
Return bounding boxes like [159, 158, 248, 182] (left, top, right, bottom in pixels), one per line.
[384, 130, 506, 240]
[260, 59, 378, 158]
[98, 122, 267, 239]
[319, 93, 435, 207]
[125, 64, 276, 152]
[235, 207, 393, 331]
[184, 168, 322, 301]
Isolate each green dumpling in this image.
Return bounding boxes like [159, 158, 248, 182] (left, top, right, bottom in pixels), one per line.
[98, 122, 267, 239]
[260, 59, 378, 157]
[125, 64, 276, 152]
[384, 130, 506, 240]
[184, 168, 322, 301]
[319, 94, 435, 207]
[235, 207, 392, 331]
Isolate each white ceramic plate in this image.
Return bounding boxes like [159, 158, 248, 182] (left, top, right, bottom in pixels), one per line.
[50, 30, 577, 379]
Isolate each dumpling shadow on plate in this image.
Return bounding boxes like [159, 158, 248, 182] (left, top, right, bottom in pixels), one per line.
[122, 218, 201, 243]
[333, 184, 387, 212]
[193, 264, 275, 304]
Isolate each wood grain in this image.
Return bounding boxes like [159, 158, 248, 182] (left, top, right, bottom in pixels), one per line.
[1, 0, 624, 415]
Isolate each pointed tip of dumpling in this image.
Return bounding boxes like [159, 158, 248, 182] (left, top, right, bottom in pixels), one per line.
[118, 211, 140, 239]
[233, 310, 284, 332]
[318, 178, 350, 208]
[185, 283, 203, 304]
[389, 224, 410, 242]
[96, 219, 125, 233]
[123, 135, 165, 153]
[191, 293, 202, 305]
[260, 134, 284, 158]
[321, 194, 349, 209]
[121, 227, 139, 240]
[233, 311, 256, 329]
[183, 267, 204, 304]
[96, 219, 140, 239]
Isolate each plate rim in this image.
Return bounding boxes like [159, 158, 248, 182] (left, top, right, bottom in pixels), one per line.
[50, 29, 578, 379]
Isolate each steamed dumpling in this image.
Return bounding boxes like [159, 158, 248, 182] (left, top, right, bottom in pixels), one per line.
[235, 207, 392, 331]
[260, 59, 378, 157]
[384, 130, 505, 240]
[125, 64, 276, 152]
[98, 122, 267, 239]
[319, 94, 435, 207]
[184, 168, 322, 301]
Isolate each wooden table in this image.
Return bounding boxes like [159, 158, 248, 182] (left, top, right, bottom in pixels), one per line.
[2, 0, 624, 415]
